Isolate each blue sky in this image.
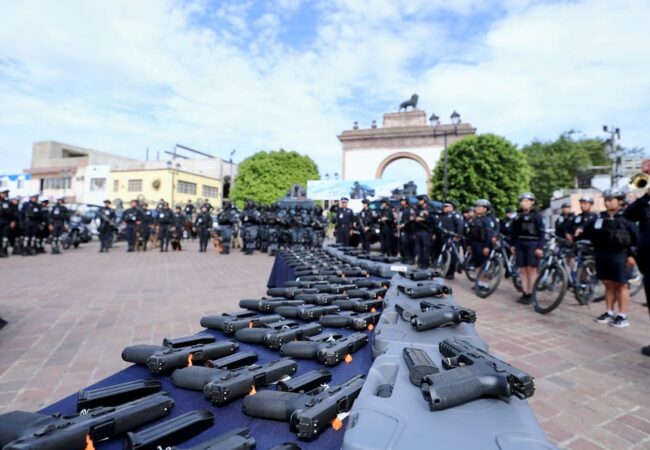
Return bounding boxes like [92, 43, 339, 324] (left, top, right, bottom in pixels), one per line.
[0, 0, 648, 179]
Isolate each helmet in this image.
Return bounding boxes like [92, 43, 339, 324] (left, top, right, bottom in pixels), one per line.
[39, 196, 49, 203]
[399, 196, 408, 202]
[361, 199, 369, 204]
[416, 195, 427, 201]
[380, 197, 390, 204]
[475, 199, 491, 208]
[579, 196, 594, 204]
[246, 199, 255, 208]
[1, 188, 9, 194]
[561, 202, 571, 208]
[602, 189, 625, 200]
[519, 192, 535, 201]
[223, 200, 232, 208]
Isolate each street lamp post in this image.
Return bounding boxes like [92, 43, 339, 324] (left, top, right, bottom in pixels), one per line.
[603, 125, 621, 187]
[429, 111, 461, 201]
[166, 161, 181, 207]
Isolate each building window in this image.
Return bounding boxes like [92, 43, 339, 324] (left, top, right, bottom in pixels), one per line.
[90, 177, 106, 192]
[128, 179, 143, 192]
[177, 180, 196, 195]
[43, 177, 71, 190]
[0, 179, 8, 188]
[202, 185, 218, 198]
[114, 180, 119, 192]
[16, 179, 24, 189]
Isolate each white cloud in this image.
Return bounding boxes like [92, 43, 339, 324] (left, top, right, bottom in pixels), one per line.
[0, 0, 648, 180]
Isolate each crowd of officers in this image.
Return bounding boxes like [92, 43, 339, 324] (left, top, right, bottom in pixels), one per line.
[334, 190, 649, 355]
[0, 190, 71, 256]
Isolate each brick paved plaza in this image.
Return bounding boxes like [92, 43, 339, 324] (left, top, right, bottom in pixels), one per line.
[0, 241, 649, 449]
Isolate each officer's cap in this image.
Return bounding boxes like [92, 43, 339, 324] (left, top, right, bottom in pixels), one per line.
[399, 196, 408, 202]
[579, 196, 594, 204]
[380, 197, 390, 204]
[443, 200, 456, 208]
[561, 202, 571, 208]
[104, 199, 111, 204]
[340, 197, 349, 202]
[603, 189, 625, 200]
[417, 195, 427, 201]
[1, 188, 9, 194]
[30, 192, 39, 199]
[361, 199, 369, 204]
[57, 196, 65, 201]
[475, 199, 491, 208]
[519, 192, 535, 201]
[39, 196, 49, 203]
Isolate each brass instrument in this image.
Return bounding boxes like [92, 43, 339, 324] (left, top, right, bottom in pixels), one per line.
[630, 172, 649, 190]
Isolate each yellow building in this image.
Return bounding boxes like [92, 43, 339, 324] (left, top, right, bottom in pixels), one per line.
[110, 167, 222, 209]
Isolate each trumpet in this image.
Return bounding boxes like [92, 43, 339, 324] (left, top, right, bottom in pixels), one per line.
[630, 172, 649, 190]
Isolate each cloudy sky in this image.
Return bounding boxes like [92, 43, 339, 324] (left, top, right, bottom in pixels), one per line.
[0, 0, 648, 178]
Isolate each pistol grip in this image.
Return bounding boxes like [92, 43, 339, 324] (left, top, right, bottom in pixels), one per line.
[423, 367, 509, 411]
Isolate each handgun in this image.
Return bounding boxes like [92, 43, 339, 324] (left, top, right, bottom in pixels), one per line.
[122, 341, 238, 374]
[394, 301, 475, 331]
[318, 311, 381, 330]
[280, 332, 368, 366]
[234, 321, 323, 349]
[200, 311, 283, 335]
[274, 305, 340, 321]
[239, 299, 305, 312]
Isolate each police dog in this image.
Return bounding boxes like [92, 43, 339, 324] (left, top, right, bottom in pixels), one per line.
[170, 228, 182, 251]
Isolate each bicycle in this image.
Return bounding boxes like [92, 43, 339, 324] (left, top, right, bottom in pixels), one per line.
[431, 229, 477, 282]
[473, 235, 524, 299]
[532, 237, 570, 314]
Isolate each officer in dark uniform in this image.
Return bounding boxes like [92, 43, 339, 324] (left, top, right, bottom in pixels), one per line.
[240, 199, 261, 255]
[584, 189, 639, 329]
[184, 200, 195, 221]
[509, 193, 546, 304]
[35, 197, 50, 254]
[501, 208, 516, 236]
[555, 203, 574, 239]
[414, 195, 433, 268]
[173, 206, 186, 241]
[568, 196, 597, 241]
[21, 194, 41, 255]
[436, 200, 464, 278]
[624, 179, 650, 355]
[334, 197, 354, 246]
[195, 205, 213, 252]
[217, 200, 238, 254]
[49, 196, 69, 254]
[467, 199, 496, 269]
[8, 195, 22, 255]
[156, 202, 173, 252]
[122, 200, 143, 252]
[97, 200, 116, 253]
[140, 203, 153, 251]
[0, 188, 15, 258]
[397, 196, 416, 264]
[289, 205, 303, 248]
[357, 199, 376, 253]
[377, 198, 396, 256]
[311, 205, 328, 249]
[266, 204, 280, 255]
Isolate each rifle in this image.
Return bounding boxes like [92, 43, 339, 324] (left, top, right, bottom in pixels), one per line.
[172, 358, 298, 405]
[394, 301, 476, 331]
[242, 374, 365, 440]
[409, 339, 535, 411]
[0, 393, 173, 450]
[280, 332, 368, 366]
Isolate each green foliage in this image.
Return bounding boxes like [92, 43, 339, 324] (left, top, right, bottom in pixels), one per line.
[231, 149, 320, 207]
[523, 132, 608, 207]
[430, 134, 531, 217]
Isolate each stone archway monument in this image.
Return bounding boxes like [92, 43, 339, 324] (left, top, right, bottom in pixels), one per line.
[339, 104, 476, 193]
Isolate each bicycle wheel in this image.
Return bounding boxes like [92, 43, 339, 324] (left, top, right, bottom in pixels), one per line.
[474, 257, 503, 298]
[432, 250, 452, 277]
[533, 263, 569, 314]
[463, 253, 478, 282]
[574, 259, 598, 305]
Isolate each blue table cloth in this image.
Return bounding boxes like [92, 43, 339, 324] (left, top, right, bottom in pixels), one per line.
[267, 254, 296, 288]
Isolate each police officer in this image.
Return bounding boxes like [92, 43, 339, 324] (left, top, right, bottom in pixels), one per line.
[289, 206, 304, 249]
[184, 200, 195, 221]
[414, 195, 433, 268]
[509, 193, 546, 304]
[334, 197, 354, 246]
[624, 178, 650, 355]
[568, 196, 597, 241]
[140, 203, 153, 251]
[173, 206, 186, 241]
[501, 208, 517, 236]
[584, 189, 639, 329]
[0, 189, 15, 258]
[195, 205, 213, 252]
[8, 195, 22, 255]
[397, 196, 416, 264]
[555, 203, 574, 240]
[311, 205, 328, 249]
[217, 200, 238, 254]
[467, 199, 496, 270]
[266, 204, 281, 255]
[98, 200, 116, 253]
[122, 200, 143, 252]
[377, 198, 396, 257]
[240, 199, 261, 255]
[157, 202, 173, 252]
[21, 194, 41, 255]
[49, 196, 69, 254]
[436, 200, 464, 278]
[35, 197, 50, 254]
[357, 199, 376, 253]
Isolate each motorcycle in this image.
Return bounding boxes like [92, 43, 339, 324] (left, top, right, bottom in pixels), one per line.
[61, 216, 91, 249]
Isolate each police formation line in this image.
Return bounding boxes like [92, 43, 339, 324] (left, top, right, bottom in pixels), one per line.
[333, 191, 650, 356]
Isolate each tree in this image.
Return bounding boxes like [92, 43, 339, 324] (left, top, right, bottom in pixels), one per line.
[230, 149, 320, 206]
[523, 132, 608, 207]
[430, 134, 531, 217]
